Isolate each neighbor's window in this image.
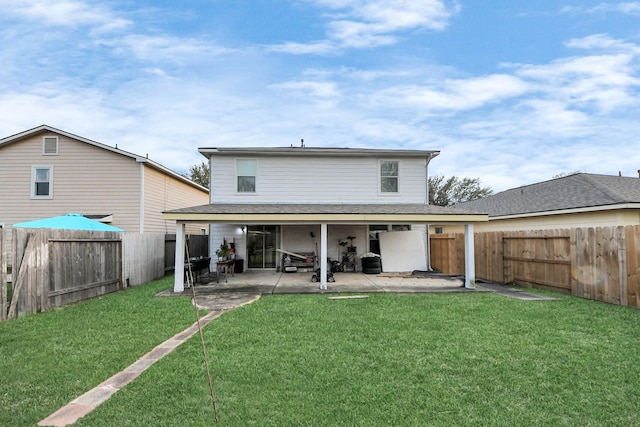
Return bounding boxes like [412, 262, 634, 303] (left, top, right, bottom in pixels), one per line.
[31, 166, 53, 198]
[42, 136, 58, 155]
[380, 160, 398, 193]
[434, 227, 443, 234]
[237, 159, 257, 192]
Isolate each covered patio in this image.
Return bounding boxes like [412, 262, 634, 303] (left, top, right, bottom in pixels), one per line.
[162, 203, 488, 293]
[172, 269, 478, 296]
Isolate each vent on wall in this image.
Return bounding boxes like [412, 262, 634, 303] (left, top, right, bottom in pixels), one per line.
[43, 136, 58, 155]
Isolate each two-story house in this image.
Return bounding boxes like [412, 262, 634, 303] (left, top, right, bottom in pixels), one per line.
[163, 146, 487, 291]
[0, 125, 209, 234]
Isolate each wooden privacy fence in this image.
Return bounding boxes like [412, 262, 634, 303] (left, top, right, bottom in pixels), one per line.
[430, 226, 640, 308]
[164, 234, 209, 272]
[1, 229, 170, 320]
[1, 228, 122, 320]
[122, 233, 165, 287]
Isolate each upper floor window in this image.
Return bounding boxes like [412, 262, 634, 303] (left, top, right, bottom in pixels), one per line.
[237, 159, 257, 193]
[31, 166, 53, 199]
[43, 136, 58, 155]
[380, 160, 399, 193]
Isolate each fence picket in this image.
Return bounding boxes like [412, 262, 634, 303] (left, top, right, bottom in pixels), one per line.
[430, 225, 640, 307]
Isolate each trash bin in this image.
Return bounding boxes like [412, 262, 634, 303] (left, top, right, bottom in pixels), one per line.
[361, 256, 382, 274]
[234, 259, 244, 274]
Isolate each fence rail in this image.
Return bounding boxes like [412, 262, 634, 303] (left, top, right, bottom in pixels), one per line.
[430, 225, 640, 308]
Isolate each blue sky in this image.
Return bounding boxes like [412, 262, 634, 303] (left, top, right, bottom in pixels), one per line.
[1, 1, 640, 192]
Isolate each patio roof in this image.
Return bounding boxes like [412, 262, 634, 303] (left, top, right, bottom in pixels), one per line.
[162, 203, 488, 224]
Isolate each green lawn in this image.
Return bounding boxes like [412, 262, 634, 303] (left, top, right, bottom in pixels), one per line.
[3, 278, 640, 426]
[0, 276, 197, 426]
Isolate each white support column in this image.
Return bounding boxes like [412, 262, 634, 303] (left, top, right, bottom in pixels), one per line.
[464, 223, 475, 289]
[320, 223, 328, 290]
[425, 224, 432, 271]
[174, 222, 186, 293]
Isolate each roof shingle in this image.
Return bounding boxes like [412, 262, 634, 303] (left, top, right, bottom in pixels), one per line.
[455, 173, 640, 217]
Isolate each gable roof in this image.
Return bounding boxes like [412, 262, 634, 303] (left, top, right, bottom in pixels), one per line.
[455, 173, 640, 218]
[0, 124, 208, 193]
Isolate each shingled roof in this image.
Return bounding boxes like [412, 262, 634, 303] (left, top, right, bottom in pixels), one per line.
[455, 173, 640, 218]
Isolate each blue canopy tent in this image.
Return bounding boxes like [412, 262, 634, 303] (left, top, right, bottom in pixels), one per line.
[13, 213, 124, 232]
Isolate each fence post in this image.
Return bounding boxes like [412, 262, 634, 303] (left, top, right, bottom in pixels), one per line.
[0, 228, 6, 321]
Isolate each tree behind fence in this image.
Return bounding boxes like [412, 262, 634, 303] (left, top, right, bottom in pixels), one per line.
[430, 225, 640, 307]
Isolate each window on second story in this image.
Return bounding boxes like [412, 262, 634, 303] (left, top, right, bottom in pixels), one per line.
[237, 159, 257, 193]
[31, 166, 53, 199]
[43, 136, 59, 155]
[380, 160, 399, 193]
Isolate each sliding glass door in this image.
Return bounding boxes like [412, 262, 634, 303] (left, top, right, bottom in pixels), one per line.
[247, 225, 280, 269]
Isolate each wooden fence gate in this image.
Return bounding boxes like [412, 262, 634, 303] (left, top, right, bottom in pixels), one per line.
[430, 226, 640, 308]
[0, 228, 122, 319]
[7, 228, 123, 318]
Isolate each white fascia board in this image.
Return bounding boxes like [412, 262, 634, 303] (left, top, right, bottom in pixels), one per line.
[489, 203, 640, 220]
[199, 147, 440, 159]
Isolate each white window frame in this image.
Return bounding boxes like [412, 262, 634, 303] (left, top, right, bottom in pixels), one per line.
[31, 166, 53, 199]
[42, 136, 59, 155]
[236, 158, 257, 193]
[379, 160, 399, 194]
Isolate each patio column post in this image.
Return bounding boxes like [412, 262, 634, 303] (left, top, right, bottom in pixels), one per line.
[174, 222, 186, 293]
[320, 223, 328, 290]
[464, 223, 476, 289]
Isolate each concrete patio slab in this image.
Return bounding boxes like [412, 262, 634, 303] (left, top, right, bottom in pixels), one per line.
[160, 270, 474, 297]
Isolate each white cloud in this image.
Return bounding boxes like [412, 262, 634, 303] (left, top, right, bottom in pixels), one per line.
[1, 0, 131, 33]
[562, 2, 640, 15]
[267, 41, 336, 55]
[564, 33, 640, 52]
[270, 80, 342, 109]
[99, 34, 236, 63]
[512, 54, 640, 112]
[270, 0, 459, 53]
[372, 74, 528, 111]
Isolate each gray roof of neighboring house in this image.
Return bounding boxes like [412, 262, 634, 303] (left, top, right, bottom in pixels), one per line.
[455, 173, 640, 218]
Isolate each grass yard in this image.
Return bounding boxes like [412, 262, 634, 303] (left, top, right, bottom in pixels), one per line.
[3, 278, 640, 426]
[0, 276, 198, 427]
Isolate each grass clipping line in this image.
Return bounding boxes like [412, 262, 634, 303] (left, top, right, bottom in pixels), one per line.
[186, 251, 219, 424]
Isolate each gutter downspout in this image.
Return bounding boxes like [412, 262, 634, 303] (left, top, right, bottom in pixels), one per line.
[139, 162, 145, 233]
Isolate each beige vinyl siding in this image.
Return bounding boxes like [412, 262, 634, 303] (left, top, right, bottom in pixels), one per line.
[143, 166, 209, 234]
[0, 132, 142, 231]
[434, 209, 640, 234]
[210, 155, 427, 204]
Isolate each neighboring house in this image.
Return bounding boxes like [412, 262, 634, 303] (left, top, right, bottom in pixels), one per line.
[0, 125, 209, 234]
[163, 146, 488, 291]
[444, 173, 640, 233]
